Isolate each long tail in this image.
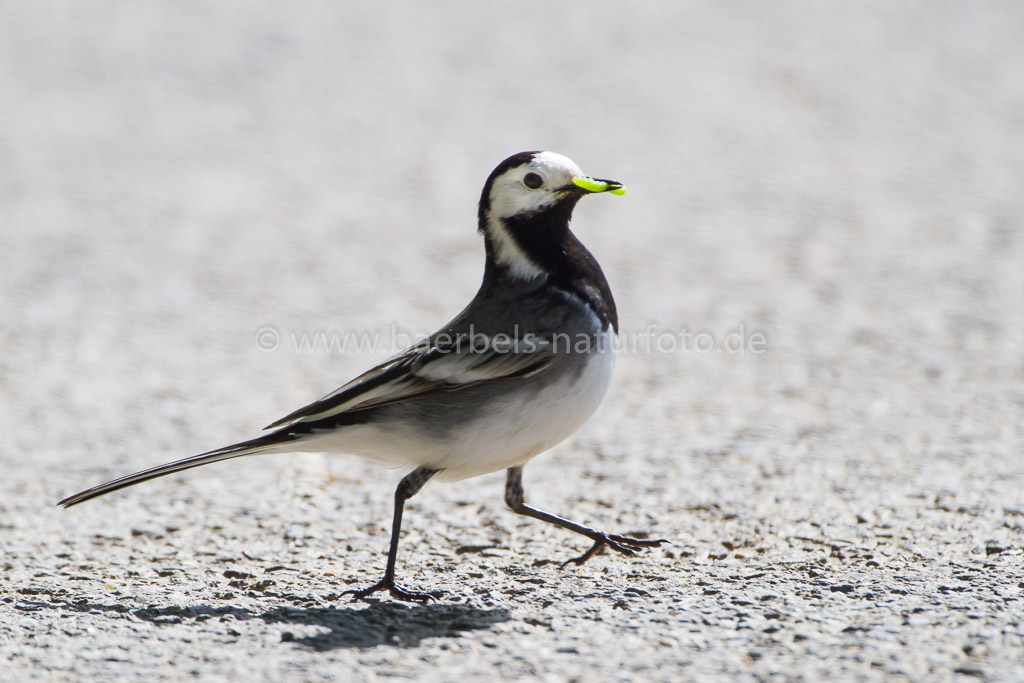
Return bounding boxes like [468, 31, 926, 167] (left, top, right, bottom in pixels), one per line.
[57, 431, 299, 508]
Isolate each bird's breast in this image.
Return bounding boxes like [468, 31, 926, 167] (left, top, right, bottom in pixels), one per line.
[429, 327, 618, 480]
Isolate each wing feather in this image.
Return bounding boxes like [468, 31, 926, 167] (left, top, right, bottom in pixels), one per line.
[264, 335, 554, 430]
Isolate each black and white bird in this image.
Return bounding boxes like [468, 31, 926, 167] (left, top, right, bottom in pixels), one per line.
[59, 151, 667, 602]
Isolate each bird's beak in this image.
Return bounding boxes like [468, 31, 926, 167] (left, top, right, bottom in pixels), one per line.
[572, 176, 626, 196]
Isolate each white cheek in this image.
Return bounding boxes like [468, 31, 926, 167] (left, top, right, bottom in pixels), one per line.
[489, 180, 557, 220]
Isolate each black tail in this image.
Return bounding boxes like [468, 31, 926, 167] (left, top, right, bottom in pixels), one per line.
[57, 431, 299, 508]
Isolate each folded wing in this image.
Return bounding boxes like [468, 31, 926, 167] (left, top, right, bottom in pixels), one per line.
[264, 334, 555, 430]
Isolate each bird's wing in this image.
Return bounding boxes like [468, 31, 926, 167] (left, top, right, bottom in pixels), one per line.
[263, 333, 556, 430]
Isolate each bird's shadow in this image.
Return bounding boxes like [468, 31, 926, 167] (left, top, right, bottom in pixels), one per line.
[42, 596, 511, 651]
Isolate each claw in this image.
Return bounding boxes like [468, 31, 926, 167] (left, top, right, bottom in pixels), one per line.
[340, 577, 444, 603]
[560, 533, 670, 568]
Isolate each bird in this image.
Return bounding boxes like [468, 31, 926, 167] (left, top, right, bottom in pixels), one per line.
[58, 151, 667, 602]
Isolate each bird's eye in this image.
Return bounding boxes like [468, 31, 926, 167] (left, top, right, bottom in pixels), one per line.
[523, 172, 543, 189]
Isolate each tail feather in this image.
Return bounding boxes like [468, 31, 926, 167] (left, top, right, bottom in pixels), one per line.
[57, 432, 295, 508]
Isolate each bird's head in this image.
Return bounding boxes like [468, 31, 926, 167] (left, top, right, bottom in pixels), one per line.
[478, 151, 624, 280]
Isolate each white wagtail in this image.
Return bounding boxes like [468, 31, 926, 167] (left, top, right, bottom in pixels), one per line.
[59, 151, 667, 602]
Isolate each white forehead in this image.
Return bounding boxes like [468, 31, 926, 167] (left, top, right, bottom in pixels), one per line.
[527, 151, 584, 178]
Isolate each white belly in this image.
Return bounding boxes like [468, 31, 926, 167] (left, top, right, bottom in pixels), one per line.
[297, 336, 617, 481]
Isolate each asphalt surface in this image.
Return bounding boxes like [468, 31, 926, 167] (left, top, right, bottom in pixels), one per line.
[2, 2, 1023, 681]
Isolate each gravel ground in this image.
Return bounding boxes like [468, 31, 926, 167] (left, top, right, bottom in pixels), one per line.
[2, 2, 1023, 681]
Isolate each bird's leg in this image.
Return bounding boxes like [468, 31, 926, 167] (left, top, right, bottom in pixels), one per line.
[504, 466, 668, 567]
[342, 466, 443, 602]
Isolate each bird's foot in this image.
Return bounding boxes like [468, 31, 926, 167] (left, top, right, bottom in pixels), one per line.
[341, 576, 444, 603]
[561, 533, 669, 568]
